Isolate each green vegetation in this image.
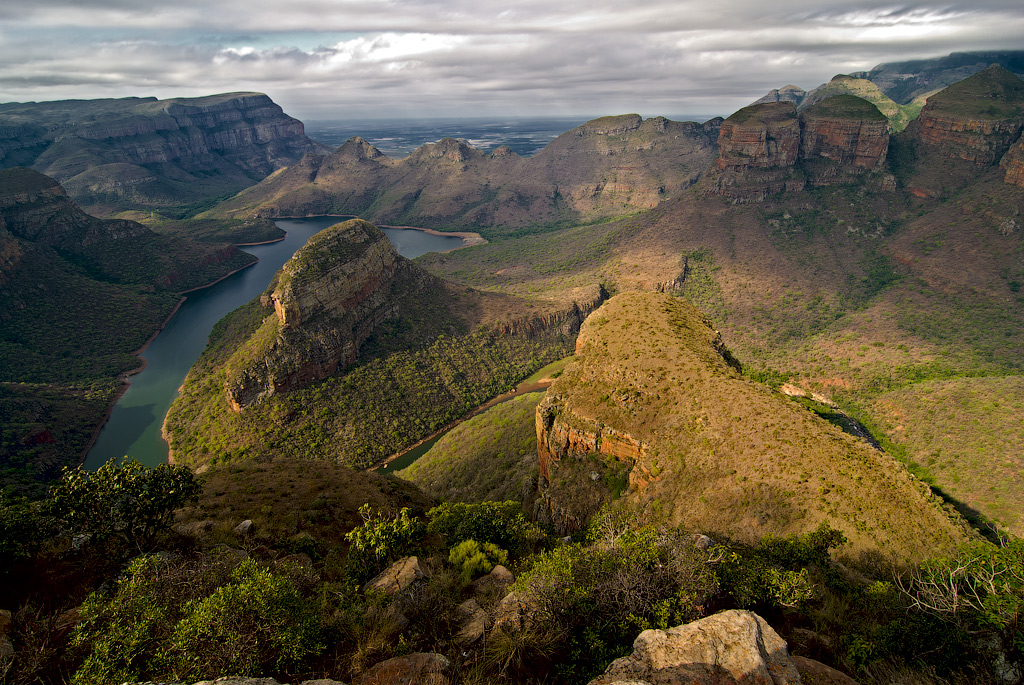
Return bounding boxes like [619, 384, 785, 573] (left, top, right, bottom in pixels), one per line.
[398, 392, 543, 505]
[803, 94, 888, 122]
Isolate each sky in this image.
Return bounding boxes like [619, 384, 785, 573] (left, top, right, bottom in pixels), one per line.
[1, 1, 1023, 121]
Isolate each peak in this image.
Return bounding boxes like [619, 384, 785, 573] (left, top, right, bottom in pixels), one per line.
[924, 64, 1024, 120]
[336, 136, 385, 160]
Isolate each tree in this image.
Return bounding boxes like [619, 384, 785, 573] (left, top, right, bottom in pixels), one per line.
[47, 458, 201, 553]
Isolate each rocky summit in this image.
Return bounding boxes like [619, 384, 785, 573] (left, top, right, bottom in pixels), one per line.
[224, 219, 438, 410]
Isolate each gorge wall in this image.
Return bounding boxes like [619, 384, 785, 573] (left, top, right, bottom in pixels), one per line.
[0, 93, 329, 214]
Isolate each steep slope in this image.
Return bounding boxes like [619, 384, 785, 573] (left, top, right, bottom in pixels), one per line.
[534, 293, 971, 562]
[0, 93, 329, 215]
[166, 219, 606, 470]
[202, 114, 722, 235]
[895, 65, 1024, 197]
[0, 168, 257, 492]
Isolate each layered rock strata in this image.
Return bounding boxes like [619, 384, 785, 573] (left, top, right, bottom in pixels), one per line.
[1002, 134, 1024, 188]
[534, 292, 971, 562]
[0, 93, 328, 212]
[707, 97, 891, 201]
[225, 219, 434, 410]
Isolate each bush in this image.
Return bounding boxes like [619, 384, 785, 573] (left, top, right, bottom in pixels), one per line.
[448, 539, 508, 583]
[427, 500, 542, 555]
[47, 458, 201, 553]
[344, 504, 426, 582]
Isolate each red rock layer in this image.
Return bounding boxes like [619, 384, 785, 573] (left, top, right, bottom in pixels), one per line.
[800, 115, 889, 168]
[716, 102, 801, 170]
[1000, 134, 1024, 188]
[916, 113, 1023, 165]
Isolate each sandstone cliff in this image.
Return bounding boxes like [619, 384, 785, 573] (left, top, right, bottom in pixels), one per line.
[1001, 133, 1024, 188]
[203, 114, 722, 231]
[534, 292, 971, 563]
[903, 65, 1024, 166]
[224, 219, 437, 410]
[706, 97, 891, 201]
[0, 93, 329, 214]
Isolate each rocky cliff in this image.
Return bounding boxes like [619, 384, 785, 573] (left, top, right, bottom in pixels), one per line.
[1001, 133, 1024, 188]
[903, 65, 1024, 166]
[0, 93, 329, 214]
[203, 114, 722, 232]
[224, 219, 436, 410]
[706, 97, 891, 201]
[534, 292, 971, 563]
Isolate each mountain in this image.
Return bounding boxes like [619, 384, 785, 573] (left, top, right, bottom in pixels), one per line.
[854, 50, 1024, 105]
[754, 75, 920, 131]
[0, 93, 329, 216]
[201, 114, 722, 236]
[0, 167, 257, 491]
[164, 218, 606, 470]
[535, 292, 971, 561]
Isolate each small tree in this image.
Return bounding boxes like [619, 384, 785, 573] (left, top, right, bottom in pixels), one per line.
[344, 504, 426, 582]
[47, 458, 201, 553]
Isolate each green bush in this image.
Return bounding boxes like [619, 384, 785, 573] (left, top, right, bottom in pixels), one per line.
[344, 504, 426, 582]
[47, 458, 201, 553]
[427, 500, 542, 555]
[448, 539, 508, 583]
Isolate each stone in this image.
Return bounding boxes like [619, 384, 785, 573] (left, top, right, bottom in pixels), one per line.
[233, 519, 254, 536]
[353, 652, 450, 685]
[364, 556, 427, 595]
[174, 520, 214, 537]
[456, 599, 487, 644]
[792, 655, 859, 684]
[470, 564, 514, 599]
[490, 590, 537, 634]
[0, 609, 11, 636]
[587, 610, 801, 685]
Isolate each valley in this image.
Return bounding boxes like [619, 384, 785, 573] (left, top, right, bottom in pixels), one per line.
[2, 51, 1024, 685]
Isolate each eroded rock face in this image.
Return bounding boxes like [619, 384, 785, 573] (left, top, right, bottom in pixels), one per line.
[801, 96, 890, 168]
[1000, 134, 1024, 188]
[0, 92, 328, 212]
[225, 219, 437, 410]
[587, 610, 801, 685]
[716, 102, 802, 170]
[906, 65, 1024, 166]
[353, 652, 450, 685]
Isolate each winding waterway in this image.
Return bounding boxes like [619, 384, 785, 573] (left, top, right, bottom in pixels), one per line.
[84, 217, 465, 469]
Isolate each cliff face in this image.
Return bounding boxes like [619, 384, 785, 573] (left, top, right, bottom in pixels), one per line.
[1001, 134, 1024, 188]
[224, 219, 436, 410]
[533, 292, 971, 562]
[203, 114, 722, 230]
[0, 93, 329, 214]
[904, 65, 1024, 166]
[706, 96, 894, 201]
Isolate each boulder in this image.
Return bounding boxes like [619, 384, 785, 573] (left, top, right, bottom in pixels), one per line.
[353, 652, 450, 685]
[587, 610, 801, 685]
[470, 563, 515, 598]
[364, 556, 427, 595]
[233, 519, 254, 536]
[792, 655, 859, 684]
[456, 598, 488, 644]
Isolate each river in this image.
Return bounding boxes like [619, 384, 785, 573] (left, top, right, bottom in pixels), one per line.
[84, 217, 465, 469]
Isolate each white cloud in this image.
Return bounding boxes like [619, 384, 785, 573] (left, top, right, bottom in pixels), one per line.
[0, 1, 1022, 118]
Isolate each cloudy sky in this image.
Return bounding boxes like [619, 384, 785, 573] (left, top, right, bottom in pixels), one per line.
[2, 1, 1022, 120]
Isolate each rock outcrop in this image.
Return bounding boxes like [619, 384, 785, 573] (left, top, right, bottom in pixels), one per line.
[203, 114, 722, 230]
[706, 97, 891, 201]
[0, 93, 329, 213]
[534, 292, 971, 562]
[225, 219, 438, 410]
[904, 65, 1024, 166]
[1001, 134, 1024, 188]
[587, 610, 801, 685]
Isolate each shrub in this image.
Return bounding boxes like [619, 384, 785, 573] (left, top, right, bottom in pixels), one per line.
[427, 500, 542, 555]
[344, 504, 426, 582]
[47, 458, 201, 553]
[448, 539, 508, 583]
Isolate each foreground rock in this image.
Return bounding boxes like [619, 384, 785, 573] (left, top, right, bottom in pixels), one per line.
[364, 556, 427, 595]
[352, 652, 450, 685]
[587, 610, 800, 685]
